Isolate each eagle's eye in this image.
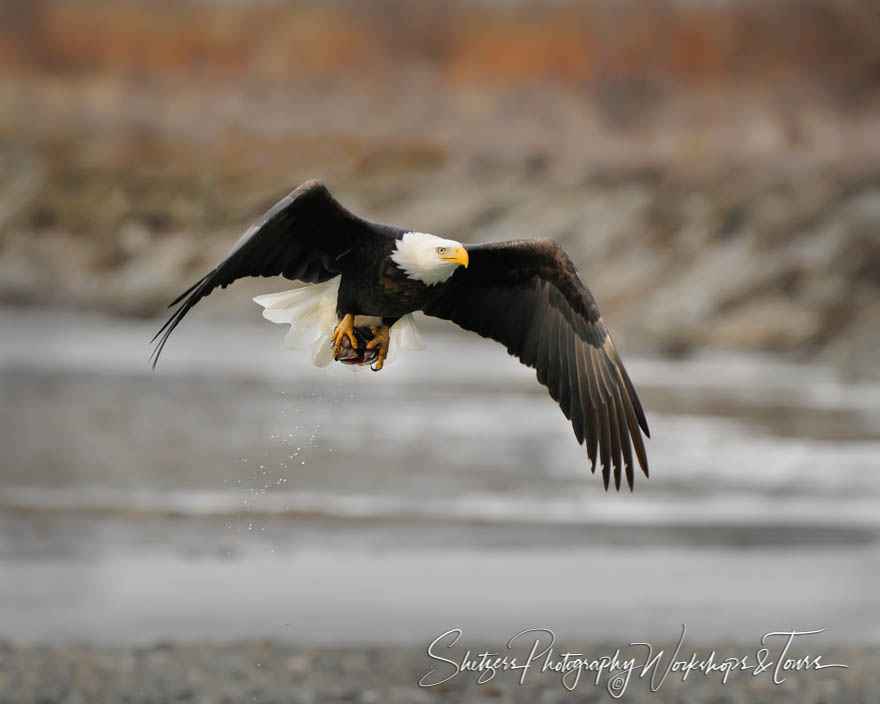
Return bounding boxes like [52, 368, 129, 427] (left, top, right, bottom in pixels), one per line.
[436, 247, 446, 255]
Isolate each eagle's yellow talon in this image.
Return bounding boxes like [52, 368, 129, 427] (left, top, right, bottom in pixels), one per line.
[367, 325, 390, 371]
[331, 314, 358, 359]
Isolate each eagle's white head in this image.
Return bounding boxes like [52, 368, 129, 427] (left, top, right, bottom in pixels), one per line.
[391, 232, 469, 286]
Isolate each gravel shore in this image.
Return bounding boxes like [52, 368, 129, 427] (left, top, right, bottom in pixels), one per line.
[1, 641, 877, 704]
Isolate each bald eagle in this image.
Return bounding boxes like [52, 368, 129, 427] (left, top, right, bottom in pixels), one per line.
[152, 180, 649, 489]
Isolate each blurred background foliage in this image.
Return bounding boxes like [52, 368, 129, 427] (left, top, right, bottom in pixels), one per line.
[0, 0, 877, 373]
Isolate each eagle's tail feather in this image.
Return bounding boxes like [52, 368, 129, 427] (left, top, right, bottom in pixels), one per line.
[253, 277, 424, 369]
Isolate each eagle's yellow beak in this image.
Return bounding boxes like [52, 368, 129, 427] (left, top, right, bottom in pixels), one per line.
[442, 246, 469, 268]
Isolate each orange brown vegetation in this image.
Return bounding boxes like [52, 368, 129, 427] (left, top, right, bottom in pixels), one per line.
[1, 0, 878, 102]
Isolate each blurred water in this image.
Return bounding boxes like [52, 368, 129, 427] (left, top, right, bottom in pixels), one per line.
[1, 307, 879, 644]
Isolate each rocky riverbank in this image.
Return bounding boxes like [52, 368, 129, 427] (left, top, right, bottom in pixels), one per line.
[2, 144, 877, 377]
[1, 640, 877, 704]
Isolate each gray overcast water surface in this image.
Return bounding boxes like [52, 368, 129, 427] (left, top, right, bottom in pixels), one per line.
[1, 308, 879, 645]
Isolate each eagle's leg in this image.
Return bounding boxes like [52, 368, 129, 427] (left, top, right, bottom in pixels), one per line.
[366, 324, 391, 372]
[331, 313, 359, 359]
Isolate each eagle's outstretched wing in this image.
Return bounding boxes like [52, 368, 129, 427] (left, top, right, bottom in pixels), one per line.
[151, 180, 380, 367]
[423, 239, 650, 490]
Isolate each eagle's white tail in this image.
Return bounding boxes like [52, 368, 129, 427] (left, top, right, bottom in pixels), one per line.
[253, 276, 424, 368]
